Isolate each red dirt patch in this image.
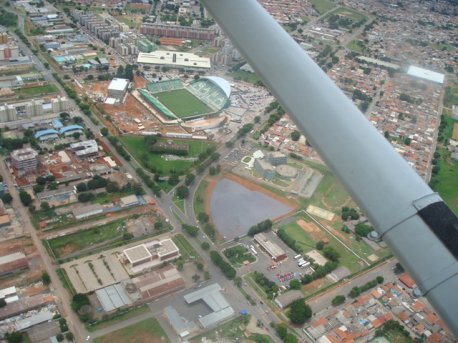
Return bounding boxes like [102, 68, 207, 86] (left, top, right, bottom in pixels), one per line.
[297, 219, 326, 241]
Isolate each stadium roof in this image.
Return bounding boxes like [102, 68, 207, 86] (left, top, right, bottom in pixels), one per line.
[60, 125, 84, 134]
[137, 51, 211, 69]
[34, 129, 59, 139]
[203, 76, 231, 98]
[407, 66, 444, 84]
[108, 78, 129, 91]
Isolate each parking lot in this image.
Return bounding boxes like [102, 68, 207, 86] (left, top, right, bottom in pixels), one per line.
[235, 231, 310, 287]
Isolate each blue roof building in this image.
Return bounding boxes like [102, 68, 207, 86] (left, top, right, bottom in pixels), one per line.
[34, 129, 59, 141]
[52, 118, 63, 129]
[60, 125, 84, 136]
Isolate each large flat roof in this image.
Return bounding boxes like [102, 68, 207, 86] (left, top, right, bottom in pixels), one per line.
[108, 78, 129, 91]
[184, 283, 234, 328]
[123, 244, 152, 264]
[254, 233, 286, 258]
[137, 51, 211, 69]
[407, 66, 445, 84]
[96, 283, 132, 312]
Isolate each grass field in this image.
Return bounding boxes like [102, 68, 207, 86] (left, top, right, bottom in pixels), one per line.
[310, 0, 337, 14]
[154, 89, 211, 118]
[173, 234, 200, 260]
[326, 6, 367, 22]
[87, 305, 150, 332]
[283, 222, 316, 253]
[347, 40, 366, 53]
[434, 149, 458, 214]
[93, 318, 169, 343]
[47, 219, 126, 258]
[121, 136, 211, 175]
[173, 194, 186, 213]
[15, 84, 59, 97]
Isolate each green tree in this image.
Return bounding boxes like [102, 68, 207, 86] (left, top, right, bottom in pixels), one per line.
[289, 279, 302, 290]
[0, 298, 6, 307]
[176, 185, 189, 199]
[40, 201, 50, 211]
[100, 127, 109, 136]
[182, 224, 199, 237]
[56, 333, 64, 342]
[1, 193, 13, 204]
[19, 190, 32, 206]
[65, 332, 74, 341]
[168, 174, 179, 186]
[288, 299, 312, 324]
[201, 242, 210, 250]
[376, 276, 384, 284]
[291, 130, 301, 141]
[42, 272, 51, 285]
[316, 241, 324, 250]
[6, 332, 23, 343]
[331, 295, 346, 306]
[322, 246, 340, 262]
[185, 173, 195, 186]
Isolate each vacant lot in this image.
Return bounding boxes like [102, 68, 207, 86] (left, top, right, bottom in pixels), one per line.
[154, 89, 211, 118]
[46, 219, 126, 258]
[15, 84, 59, 97]
[121, 135, 211, 175]
[93, 318, 169, 343]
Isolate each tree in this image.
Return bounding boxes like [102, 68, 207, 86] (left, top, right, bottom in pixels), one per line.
[291, 130, 301, 141]
[198, 212, 209, 223]
[289, 279, 302, 290]
[176, 185, 189, 199]
[201, 242, 210, 250]
[275, 323, 288, 339]
[323, 246, 340, 262]
[33, 184, 44, 193]
[288, 299, 312, 324]
[0, 298, 6, 307]
[100, 127, 108, 136]
[65, 332, 74, 341]
[182, 224, 199, 237]
[168, 174, 179, 186]
[284, 334, 298, 343]
[185, 173, 195, 186]
[56, 333, 64, 342]
[76, 182, 87, 192]
[331, 295, 346, 306]
[1, 193, 12, 204]
[40, 202, 50, 212]
[355, 223, 372, 237]
[19, 190, 32, 206]
[316, 241, 324, 250]
[376, 276, 384, 284]
[6, 332, 23, 343]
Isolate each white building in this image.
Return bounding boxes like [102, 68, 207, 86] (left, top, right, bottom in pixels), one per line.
[107, 78, 129, 101]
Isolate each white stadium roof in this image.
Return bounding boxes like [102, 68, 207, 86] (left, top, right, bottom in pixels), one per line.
[203, 76, 231, 98]
[407, 66, 444, 84]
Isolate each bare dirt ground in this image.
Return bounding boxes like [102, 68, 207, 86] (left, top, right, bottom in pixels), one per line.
[297, 219, 327, 241]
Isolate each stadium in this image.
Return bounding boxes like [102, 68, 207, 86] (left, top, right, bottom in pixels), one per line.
[137, 76, 231, 122]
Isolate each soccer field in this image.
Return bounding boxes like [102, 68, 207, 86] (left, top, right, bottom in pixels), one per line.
[154, 89, 212, 118]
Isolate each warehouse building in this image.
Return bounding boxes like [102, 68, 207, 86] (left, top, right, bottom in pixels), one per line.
[184, 283, 235, 329]
[254, 233, 287, 262]
[10, 148, 39, 176]
[95, 284, 133, 312]
[107, 78, 129, 101]
[0, 252, 28, 276]
[72, 203, 103, 219]
[164, 306, 197, 338]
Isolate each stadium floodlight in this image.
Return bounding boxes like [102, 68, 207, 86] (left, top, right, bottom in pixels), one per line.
[202, 0, 458, 336]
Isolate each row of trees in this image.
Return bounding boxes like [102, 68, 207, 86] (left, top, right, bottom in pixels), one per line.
[107, 136, 131, 161]
[252, 271, 279, 299]
[136, 168, 162, 197]
[348, 276, 384, 298]
[247, 219, 273, 236]
[209, 251, 236, 279]
[182, 224, 199, 237]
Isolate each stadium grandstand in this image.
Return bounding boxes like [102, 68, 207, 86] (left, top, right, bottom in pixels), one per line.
[138, 77, 231, 121]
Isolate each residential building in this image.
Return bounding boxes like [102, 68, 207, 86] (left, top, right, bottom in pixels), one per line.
[10, 148, 39, 175]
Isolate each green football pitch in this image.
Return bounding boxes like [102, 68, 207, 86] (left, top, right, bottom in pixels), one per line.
[154, 89, 212, 118]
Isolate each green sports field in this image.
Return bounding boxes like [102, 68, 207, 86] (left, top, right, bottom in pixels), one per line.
[154, 89, 212, 118]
